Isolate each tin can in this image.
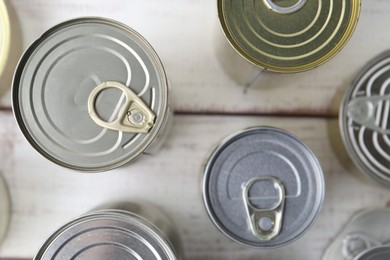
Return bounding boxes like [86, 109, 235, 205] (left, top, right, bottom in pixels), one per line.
[0, 172, 10, 244]
[34, 202, 182, 260]
[217, 0, 361, 75]
[339, 51, 390, 187]
[12, 17, 171, 172]
[0, 0, 10, 80]
[323, 209, 390, 260]
[355, 246, 390, 260]
[202, 127, 325, 248]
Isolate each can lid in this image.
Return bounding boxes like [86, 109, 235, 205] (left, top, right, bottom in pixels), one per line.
[203, 127, 324, 248]
[0, 0, 10, 78]
[340, 51, 390, 187]
[12, 18, 169, 171]
[355, 246, 390, 260]
[34, 210, 178, 260]
[217, 0, 361, 73]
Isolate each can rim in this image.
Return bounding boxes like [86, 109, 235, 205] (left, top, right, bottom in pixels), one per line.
[202, 126, 325, 248]
[11, 17, 170, 172]
[0, 0, 10, 79]
[355, 245, 390, 260]
[34, 210, 178, 260]
[339, 50, 390, 188]
[217, 0, 361, 73]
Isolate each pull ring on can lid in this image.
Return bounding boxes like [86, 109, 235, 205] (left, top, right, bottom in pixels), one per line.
[203, 127, 324, 248]
[12, 18, 170, 172]
[243, 177, 285, 241]
[263, 0, 307, 14]
[88, 81, 155, 133]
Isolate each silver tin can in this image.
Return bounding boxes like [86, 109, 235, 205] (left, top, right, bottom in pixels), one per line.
[340, 51, 390, 187]
[355, 246, 390, 260]
[202, 127, 325, 248]
[323, 209, 390, 260]
[34, 202, 181, 260]
[12, 17, 171, 172]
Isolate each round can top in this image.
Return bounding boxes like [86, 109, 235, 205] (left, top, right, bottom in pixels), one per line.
[12, 18, 169, 172]
[340, 51, 390, 187]
[355, 246, 390, 260]
[203, 127, 324, 248]
[217, 0, 361, 73]
[0, 0, 10, 78]
[34, 210, 178, 260]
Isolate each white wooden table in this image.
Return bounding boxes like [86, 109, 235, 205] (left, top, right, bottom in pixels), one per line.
[0, 1, 389, 259]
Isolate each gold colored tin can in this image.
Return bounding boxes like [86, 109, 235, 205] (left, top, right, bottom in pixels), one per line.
[218, 0, 361, 73]
[0, 0, 10, 82]
[0, 0, 22, 97]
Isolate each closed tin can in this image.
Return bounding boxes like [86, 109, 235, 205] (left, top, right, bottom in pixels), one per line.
[340, 51, 390, 187]
[217, 0, 361, 73]
[323, 209, 390, 260]
[12, 17, 171, 172]
[34, 202, 182, 259]
[202, 127, 324, 248]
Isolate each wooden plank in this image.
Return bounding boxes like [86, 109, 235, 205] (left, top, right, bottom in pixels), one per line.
[0, 111, 388, 259]
[1, 0, 390, 116]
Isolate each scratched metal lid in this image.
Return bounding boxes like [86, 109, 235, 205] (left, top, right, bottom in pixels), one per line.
[34, 210, 178, 260]
[217, 0, 361, 73]
[340, 51, 390, 187]
[0, 0, 10, 79]
[12, 18, 169, 172]
[203, 127, 324, 248]
[355, 247, 390, 260]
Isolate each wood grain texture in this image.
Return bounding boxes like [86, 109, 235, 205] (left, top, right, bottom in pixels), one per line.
[1, 0, 390, 116]
[0, 111, 388, 259]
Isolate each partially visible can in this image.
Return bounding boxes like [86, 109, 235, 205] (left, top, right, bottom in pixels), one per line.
[0, 0, 22, 97]
[217, 0, 361, 74]
[0, 172, 10, 244]
[202, 127, 324, 248]
[12, 17, 171, 172]
[323, 209, 390, 260]
[355, 246, 390, 260]
[340, 51, 390, 187]
[0, 0, 10, 79]
[34, 202, 182, 260]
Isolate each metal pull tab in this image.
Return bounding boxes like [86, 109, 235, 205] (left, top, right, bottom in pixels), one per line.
[347, 95, 390, 134]
[88, 81, 155, 133]
[242, 177, 285, 241]
[263, 0, 307, 14]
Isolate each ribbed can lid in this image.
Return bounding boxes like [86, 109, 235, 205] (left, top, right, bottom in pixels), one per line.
[34, 210, 178, 260]
[12, 17, 169, 172]
[203, 127, 324, 248]
[218, 0, 361, 72]
[340, 51, 390, 187]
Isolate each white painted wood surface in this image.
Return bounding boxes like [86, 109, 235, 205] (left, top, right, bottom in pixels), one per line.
[0, 1, 390, 260]
[1, 0, 390, 115]
[0, 112, 389, 259]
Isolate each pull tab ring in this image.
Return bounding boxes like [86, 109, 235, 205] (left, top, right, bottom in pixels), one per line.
[243, 177, 285, 241]
[88, 81, 155, 133]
